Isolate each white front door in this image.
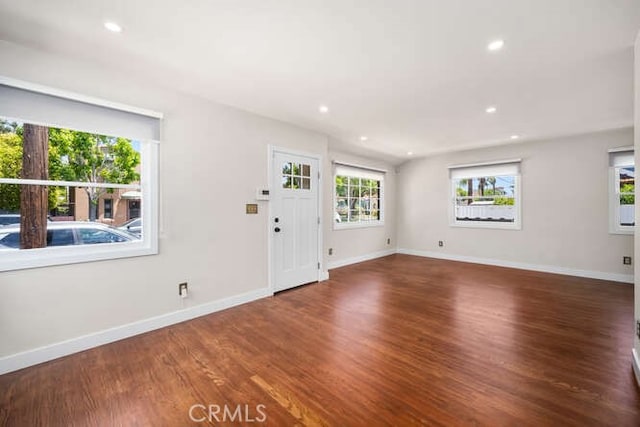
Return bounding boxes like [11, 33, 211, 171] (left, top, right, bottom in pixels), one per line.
[271, 150, 320, 292]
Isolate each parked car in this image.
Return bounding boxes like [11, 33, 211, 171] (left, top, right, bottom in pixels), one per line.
[118, 217, 142, 236]
[0, 222, 139, 249]
[0, 214, 20, 226]
[0, 214, 53, 226]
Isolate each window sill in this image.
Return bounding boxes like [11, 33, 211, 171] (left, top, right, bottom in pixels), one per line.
[333, 221, 385, 231]
[609, 228, 634, 236]
[0, 240, 158, 272]
[450, 220, 521, 231]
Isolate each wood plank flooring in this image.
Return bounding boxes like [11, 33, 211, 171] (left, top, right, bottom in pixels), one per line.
[1, 254, 638, 426]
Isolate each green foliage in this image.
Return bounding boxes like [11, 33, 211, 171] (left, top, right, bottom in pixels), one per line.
[0, 122, 140, 218]
[494, 197, 515, 206]
[0, 133, 22, 211]
[620, 183, 635, 205]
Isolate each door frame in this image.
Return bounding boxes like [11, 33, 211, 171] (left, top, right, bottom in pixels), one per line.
[268, 145, 324, 293]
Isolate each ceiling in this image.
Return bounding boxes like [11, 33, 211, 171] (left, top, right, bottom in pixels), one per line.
[0, 0, 638, 164]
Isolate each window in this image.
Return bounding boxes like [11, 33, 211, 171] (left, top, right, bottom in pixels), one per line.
[449, 159, 521, 229]
[103, 199, 113, 219]
[282, 162, 312, 190]
[609, 147, 634, 234]
[0, 77, 161, 272]
[334, 163, 384, 228]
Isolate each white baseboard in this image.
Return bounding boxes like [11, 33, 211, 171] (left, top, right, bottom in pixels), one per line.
[397, 248, 634, 284]
[0, 287, 272, 375]
[633, 348, 640, 387]
[319, 270, 330, 281]
[327, 249, 396, 270]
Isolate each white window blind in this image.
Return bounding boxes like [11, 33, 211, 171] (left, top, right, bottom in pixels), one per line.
[0, 79, 161, 141]
[609, 147, 634, 167]
[449, 159, 521, 180]
[334, 163, 385, 181]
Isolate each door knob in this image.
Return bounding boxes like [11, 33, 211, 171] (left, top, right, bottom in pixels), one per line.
[274, 227, 281, 232]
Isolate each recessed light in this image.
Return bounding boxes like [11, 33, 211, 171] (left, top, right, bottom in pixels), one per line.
[485, 106, 497, 114]
[510, 134, 520, 140]
[360, 136, 368, 141]
[104, 21, 122, 33]
[318, 105, 329, 114]
[407, 151, 413, 156]
[487, 39, 504, 51]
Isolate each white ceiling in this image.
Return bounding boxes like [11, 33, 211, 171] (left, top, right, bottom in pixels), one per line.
[0, 0, 638, 164]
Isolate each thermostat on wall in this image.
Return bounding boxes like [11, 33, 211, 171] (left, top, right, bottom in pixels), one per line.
[256, 188, 270, 201]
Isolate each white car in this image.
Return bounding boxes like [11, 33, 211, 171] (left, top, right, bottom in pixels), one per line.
[118, 217, 142, 236]
[0, 222, 139, 249]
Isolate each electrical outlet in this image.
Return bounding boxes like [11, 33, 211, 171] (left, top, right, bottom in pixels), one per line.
[328, 248, 333, 255]
[387, 238, 391, 245]
[623, 256, 632, 265]
[179, 282, 188, 298]
[438, 241, 444, 247]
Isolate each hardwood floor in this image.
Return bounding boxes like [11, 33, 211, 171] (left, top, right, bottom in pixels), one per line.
[1, 254, 638, 426]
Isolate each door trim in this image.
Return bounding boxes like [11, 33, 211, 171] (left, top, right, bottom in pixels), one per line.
[268, 145, 324, 293]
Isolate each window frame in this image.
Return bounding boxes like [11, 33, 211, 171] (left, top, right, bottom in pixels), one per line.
[333, 163, 385, 230]
[0, 77, 161, 272]
[449, 160, 522, 231]
[608, 147, 635, 235]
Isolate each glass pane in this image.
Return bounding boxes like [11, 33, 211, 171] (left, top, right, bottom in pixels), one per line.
[619, 166, 634, 195]
[349, 210, 360, 222]
[453, 175, 517, 223]
[282, 176, 291, 189]
[302, 164, 311, 177]
[371, 210, 380, 220]
[349, 177, 360, 187]
[336, 185, 347, 197]
[0, 118, 142, 186]
[619, 204, 635, 226]
[302, 178, 310, 189]
[0, 183, 143, 249]
[292, 163, 301, 176]
[282, 162, 292, 174]
[292, 177, 301, 189]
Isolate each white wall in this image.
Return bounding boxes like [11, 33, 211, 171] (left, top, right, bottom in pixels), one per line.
[398, 128, 634, 281]
[324, 149, 397, 269]
[0, 41, 336, 361]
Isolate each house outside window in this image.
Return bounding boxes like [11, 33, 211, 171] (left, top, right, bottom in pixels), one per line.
[334, 163, 385, 229]
[449, 159, 521, 230]
[0, 77, 160, 272]
[609, 147, 634, 235]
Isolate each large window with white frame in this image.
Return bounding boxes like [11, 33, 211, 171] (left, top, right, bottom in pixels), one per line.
[0, 78, 161, 272]
[334, 163, 385, 228]
[609, 147, 634, 235]
[449, 159, 521, 229]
